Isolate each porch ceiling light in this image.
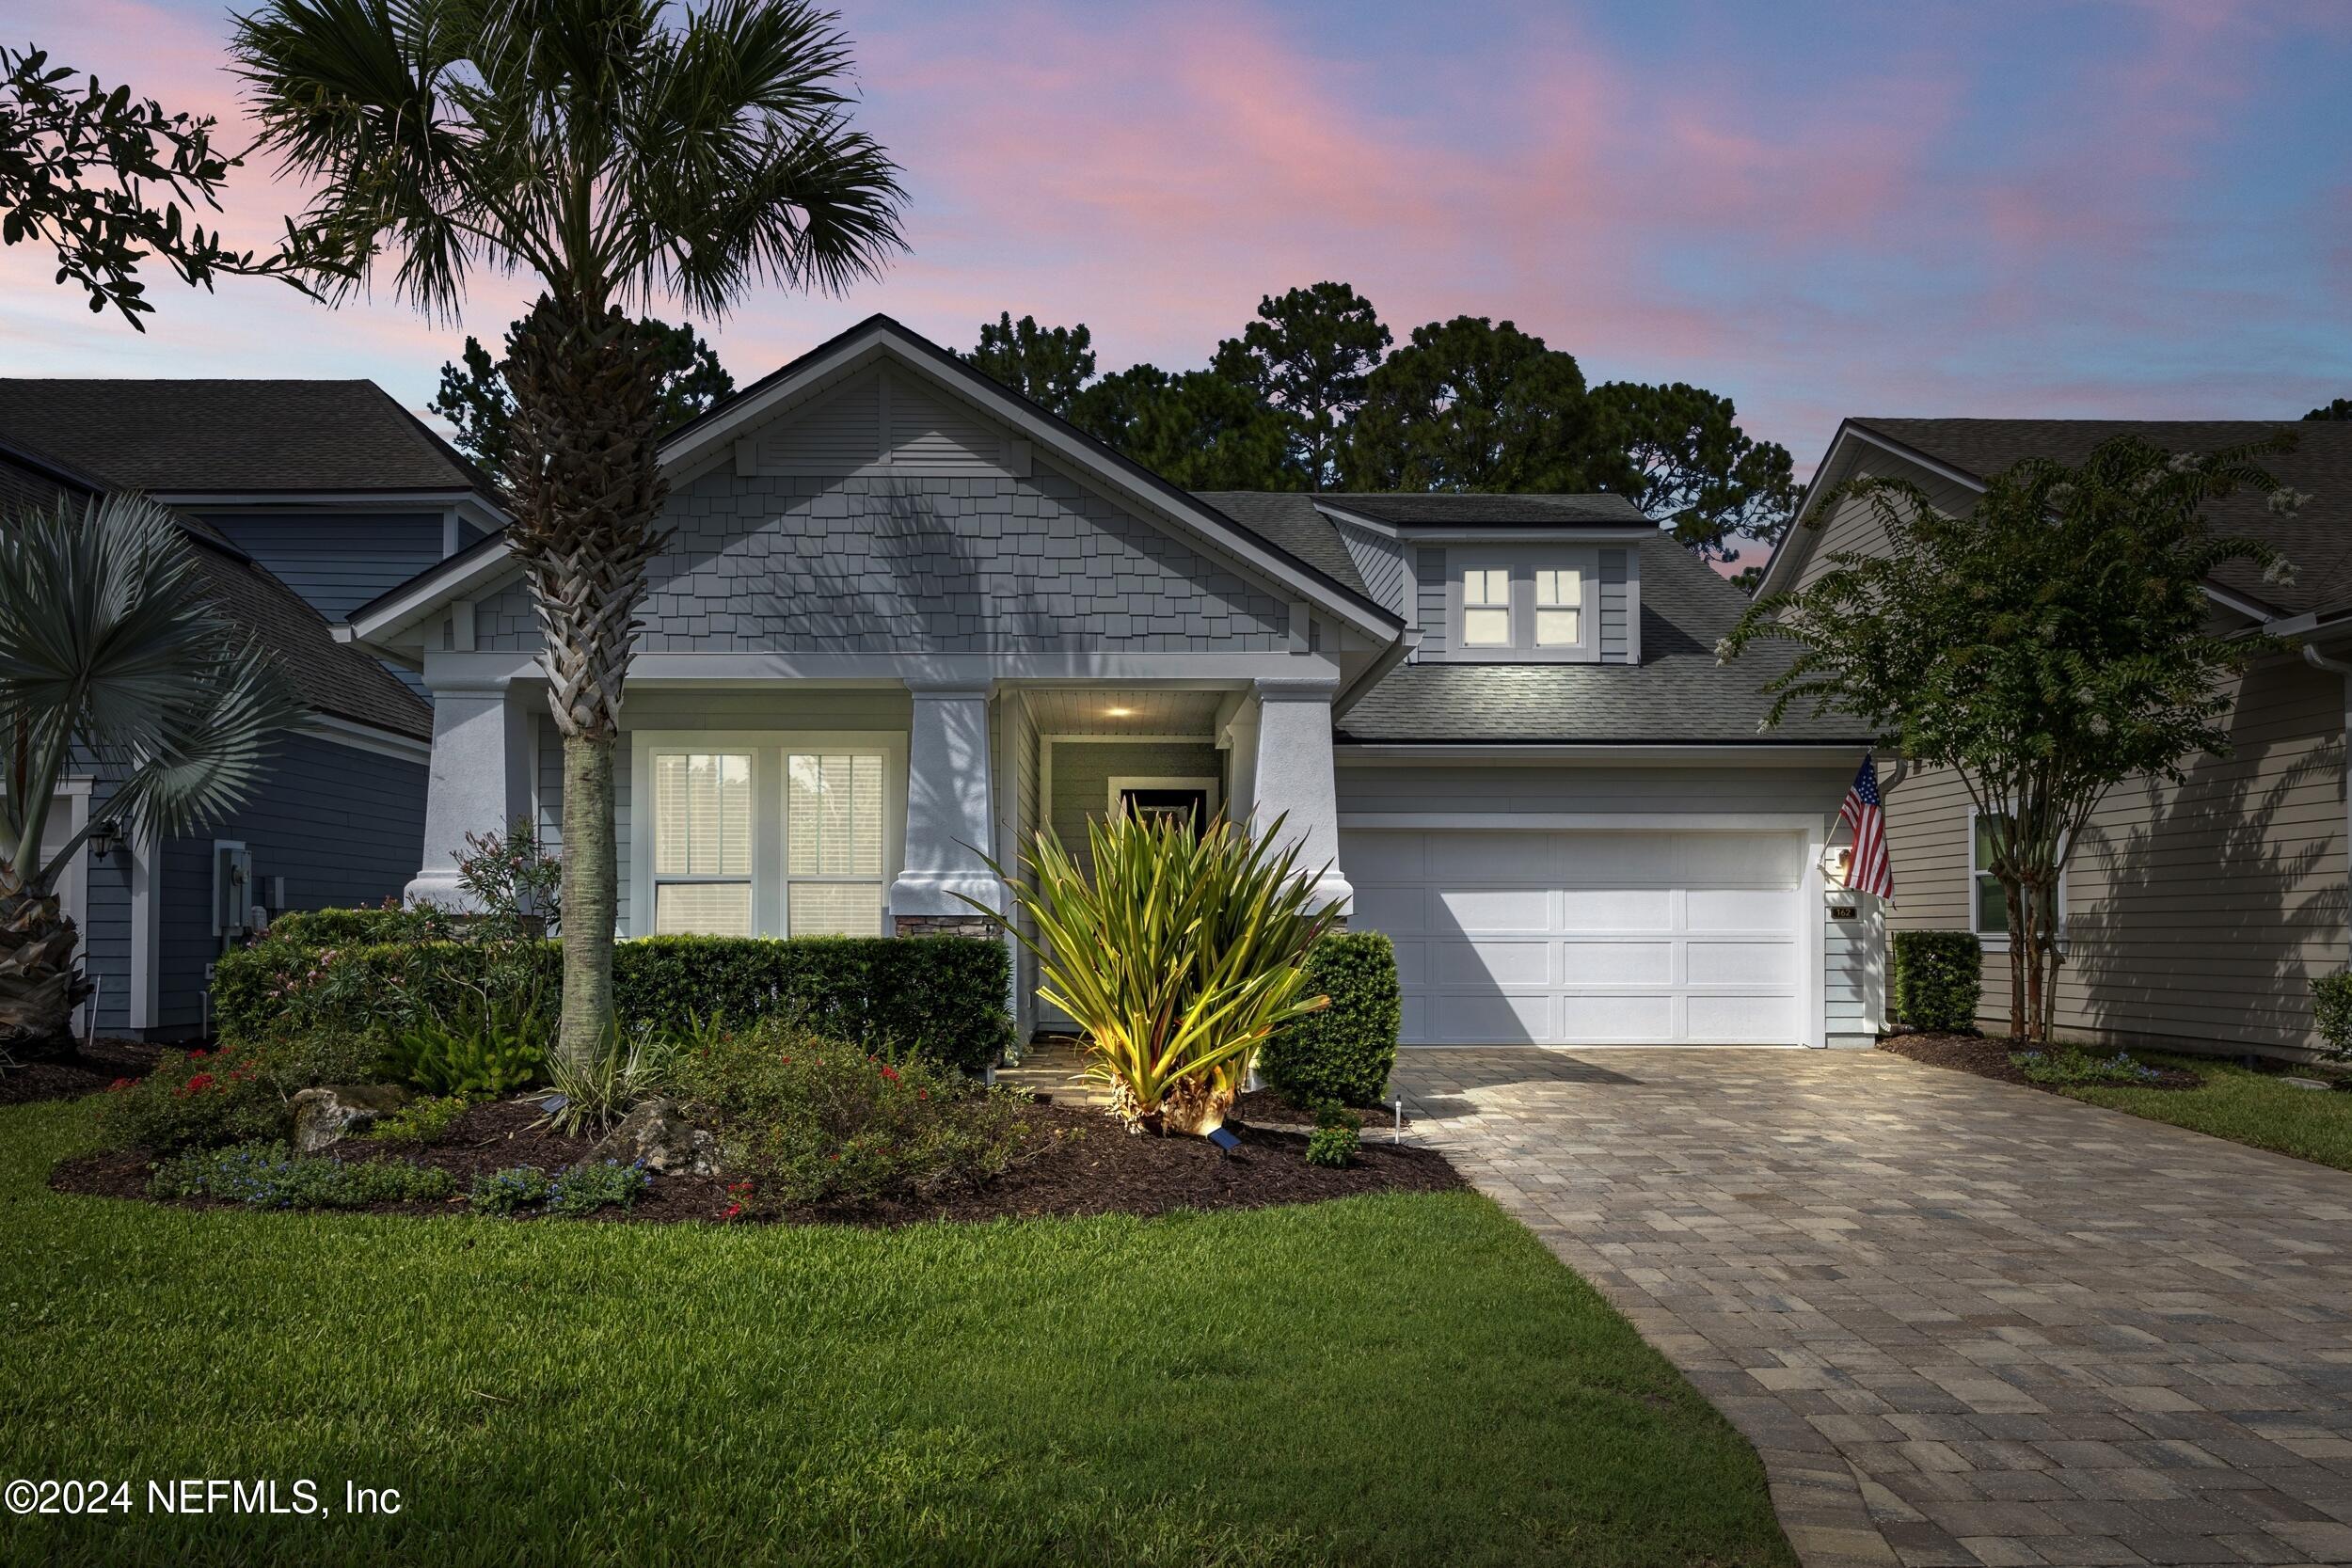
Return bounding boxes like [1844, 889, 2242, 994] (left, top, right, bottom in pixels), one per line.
[1104, 706, 1135, 718]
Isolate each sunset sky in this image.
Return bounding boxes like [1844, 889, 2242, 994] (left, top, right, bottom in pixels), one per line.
[7, 0, 2352, 476]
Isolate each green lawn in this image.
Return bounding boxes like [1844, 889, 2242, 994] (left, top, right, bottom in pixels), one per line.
[2061, 1053, 2352, 1174]
[0, 1098, 1791, 1568]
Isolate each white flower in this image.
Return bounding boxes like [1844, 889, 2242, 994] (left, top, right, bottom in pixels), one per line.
[2131, 469, 2163, 496]
[1714, 636, 1734, 666]
[2048, 482, 2078, 506]
[2268, 487, 2313, 515]
[2264, 555, 2300, 586]
[2167, 451, 2201, 475]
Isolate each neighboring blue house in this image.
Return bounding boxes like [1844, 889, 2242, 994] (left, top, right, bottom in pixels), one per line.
[0, 381, 507, 1038]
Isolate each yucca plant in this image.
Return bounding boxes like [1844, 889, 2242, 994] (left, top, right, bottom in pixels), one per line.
[978, 813, 1341, 1136]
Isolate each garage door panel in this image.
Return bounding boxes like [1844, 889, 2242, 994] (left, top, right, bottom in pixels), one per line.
[1558, 941, 1675, 984]
[1559, 993, 1677, 1041]
[1435, 886, 1551, 934]
[1426, 831, 1561, 882]
[1353, 883, 1426, 935]
[1689, 992, 1798, 1042]
[1434, 990, 1549, 1044]
[1438, 939, 1552, 987]
[1559, 889, 1674, 931]
[1342, 826, 1809, 1047]
[1686, 939, 1794, 985]
[1686, 886, 1798, 931]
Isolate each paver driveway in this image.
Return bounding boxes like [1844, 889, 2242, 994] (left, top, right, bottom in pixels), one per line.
[1393, 1049, 2352, 1568]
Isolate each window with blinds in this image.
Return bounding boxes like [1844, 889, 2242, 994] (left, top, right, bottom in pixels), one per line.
[786, 752, 885, 937]
[651, 752, 754, 936]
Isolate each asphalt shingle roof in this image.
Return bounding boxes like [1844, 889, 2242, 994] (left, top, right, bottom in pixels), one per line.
[1188, 492, 1370, 595]
[1337, 533, 1872, 745]
[1851, 418, 2352, 616]
[0, 380, 498, 499]
[1313, 492, 1649, 526]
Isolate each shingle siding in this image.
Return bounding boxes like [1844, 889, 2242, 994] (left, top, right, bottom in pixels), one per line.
[1333, 517, 1408, 617]
[475, 466, 1289, 654]
[154, 733, 426, 1035]
[1598, 548, 1629, 662]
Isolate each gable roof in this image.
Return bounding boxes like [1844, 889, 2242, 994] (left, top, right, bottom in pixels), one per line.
[0, 379, 501, 501]
[1769, 417, 2352, 616]
[1338, 531, 1870, 745]
[0, 449, 431, 743]
[1187, 492, 1371, 594]
[355, 315, 1406, 643]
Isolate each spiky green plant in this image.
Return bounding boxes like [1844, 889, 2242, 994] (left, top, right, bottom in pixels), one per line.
[978, 813, 1341, 1136]
[0, 492, 303, 1047]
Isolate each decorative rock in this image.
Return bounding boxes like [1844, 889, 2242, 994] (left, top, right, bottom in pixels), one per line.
[589, 1097, 718, 1175]
[290, 1084, 412, 1153]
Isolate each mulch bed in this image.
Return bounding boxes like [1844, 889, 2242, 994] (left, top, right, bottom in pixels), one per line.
[0, 1037, 165, 1107]
[1878, 1032, 2203, 1091]
[49, 1091, 1462, 1227]
[1232, 1086, 1402, 1128]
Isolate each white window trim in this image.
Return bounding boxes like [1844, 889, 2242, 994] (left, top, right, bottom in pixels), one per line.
[628, 729, 907, 940]
[1105, 775, 1221, 818]
[1968, 807, 2067, 952]
[1441, 546, 1601, 663]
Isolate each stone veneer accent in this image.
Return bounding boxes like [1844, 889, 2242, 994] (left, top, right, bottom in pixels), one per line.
[893, 914, 1001, 939]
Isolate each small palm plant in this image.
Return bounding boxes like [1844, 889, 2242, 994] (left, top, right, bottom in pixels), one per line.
[984, 813, 1341, 1136]
[0, 493, 304, 1046]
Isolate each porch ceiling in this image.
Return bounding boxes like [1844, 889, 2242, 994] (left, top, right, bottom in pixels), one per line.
[1020, 689, 1226, 736]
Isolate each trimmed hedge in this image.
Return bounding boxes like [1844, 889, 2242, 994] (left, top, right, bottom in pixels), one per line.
[1891, 930, 1983, 1034]
[262, 906, 487, 947]
[1258, 932, 1402, 1108]
[2312, 974, 2352, 1061]
[215, 932, 1015, 1074]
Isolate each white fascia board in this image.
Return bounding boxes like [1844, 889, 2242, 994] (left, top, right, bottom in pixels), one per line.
[345, 550, 524, 648]
[1335, 743, 1863, 767]
[163, 490, 509, 530]
[1313, 503, 1654, 546]
[661, 324, 1403, 643]
[296, 713, 433, 765]
[419, 648, 1348, 688]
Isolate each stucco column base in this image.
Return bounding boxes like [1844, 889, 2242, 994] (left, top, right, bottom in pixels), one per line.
[889, 684, 1007, 926]
[406, 681, 522, 911]
[1247, 678, 1354, 916]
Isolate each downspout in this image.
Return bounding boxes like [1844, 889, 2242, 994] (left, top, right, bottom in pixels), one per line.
[2301, 643, 2352, 966]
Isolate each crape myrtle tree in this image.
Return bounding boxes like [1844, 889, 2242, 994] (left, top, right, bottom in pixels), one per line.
[1721, 434, 2303, 1042]
[233, 0, 905, 1069]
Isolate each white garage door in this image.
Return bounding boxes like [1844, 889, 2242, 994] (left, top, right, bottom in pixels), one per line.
[1343, 829, 1807, 1046]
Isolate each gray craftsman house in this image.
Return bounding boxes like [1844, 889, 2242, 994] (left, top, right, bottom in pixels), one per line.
[0, 381, 505, 1037]
[344, 316, 1883, 1049]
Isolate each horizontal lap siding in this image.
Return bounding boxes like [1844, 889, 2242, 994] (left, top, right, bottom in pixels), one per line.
[1049, 742, 1221, 877]
[1883, 660, 2348, 1053]
[158, 734, 426, 1035]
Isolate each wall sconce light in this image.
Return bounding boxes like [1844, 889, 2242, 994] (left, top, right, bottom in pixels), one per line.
[87, 816, 121, 861]
[1819, 844, 1852, 884]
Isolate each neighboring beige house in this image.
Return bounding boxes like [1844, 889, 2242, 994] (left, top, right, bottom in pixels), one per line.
[1761, 418, 2352, 1057]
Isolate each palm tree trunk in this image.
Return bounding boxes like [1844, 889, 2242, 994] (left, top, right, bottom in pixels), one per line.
[0, 876, 88, 1049]
[502, 297, 669, 1069]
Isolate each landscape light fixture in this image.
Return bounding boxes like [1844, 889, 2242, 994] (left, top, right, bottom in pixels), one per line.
[1206, 1126, 1241, 1155]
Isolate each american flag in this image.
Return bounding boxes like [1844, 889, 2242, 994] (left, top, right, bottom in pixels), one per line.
[1839, 754, 1896, 900]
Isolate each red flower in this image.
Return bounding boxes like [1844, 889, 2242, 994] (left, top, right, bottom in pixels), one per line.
[878, 1065, 899, 1083]
[723, 1202, 743, 1220]
[186, 1049, 209, 1061]
[917, 1090, 928, 1101]
[175, 1072, 217, 1099]
[107, 1077, 137, 1091]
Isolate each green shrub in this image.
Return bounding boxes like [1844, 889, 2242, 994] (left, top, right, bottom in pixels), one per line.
[95, 1031, 389, 1155]
[382, 982, 549, 1098]
[262, 905, 487, 947]
[150, 1142, 454, 1209]
[214, 932, 1013, 1075]
[358, 1094, 471, 1145]
[672, 1020, 1038, 1209]
[469, 1166, 554, 1215]
[545, 1161, 653, 1216]
[2313, 974, 2352, 1061]
[1305, 1125, 1359, 1169]
[466, 1161, 652, 1217]
[1891, 931, 1983, 1034]
[2012, 1047, 2167, 1086]
[1260, 933, 1402, 1108]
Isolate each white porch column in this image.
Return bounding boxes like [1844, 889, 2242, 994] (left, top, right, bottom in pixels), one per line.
[1246, 677, 1353, 914]
[405, 678, 524, 908]
[890, 681, 1004, 934]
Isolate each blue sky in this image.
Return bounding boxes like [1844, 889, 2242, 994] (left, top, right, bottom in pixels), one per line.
[6, 0, 2352, 473]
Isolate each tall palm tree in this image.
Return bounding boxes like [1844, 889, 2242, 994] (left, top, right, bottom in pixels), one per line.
[232, 0, 907, 1066]
[0, 493, 304, 1047]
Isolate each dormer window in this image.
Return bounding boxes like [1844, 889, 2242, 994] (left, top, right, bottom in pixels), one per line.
[1461, 567, 1513, 646]
[1445, 551, 1603, 661]
[1534, 567, 1582, 645]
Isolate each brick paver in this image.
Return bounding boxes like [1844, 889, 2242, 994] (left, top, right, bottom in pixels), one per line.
[1393, 1049, 2352, 1568]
